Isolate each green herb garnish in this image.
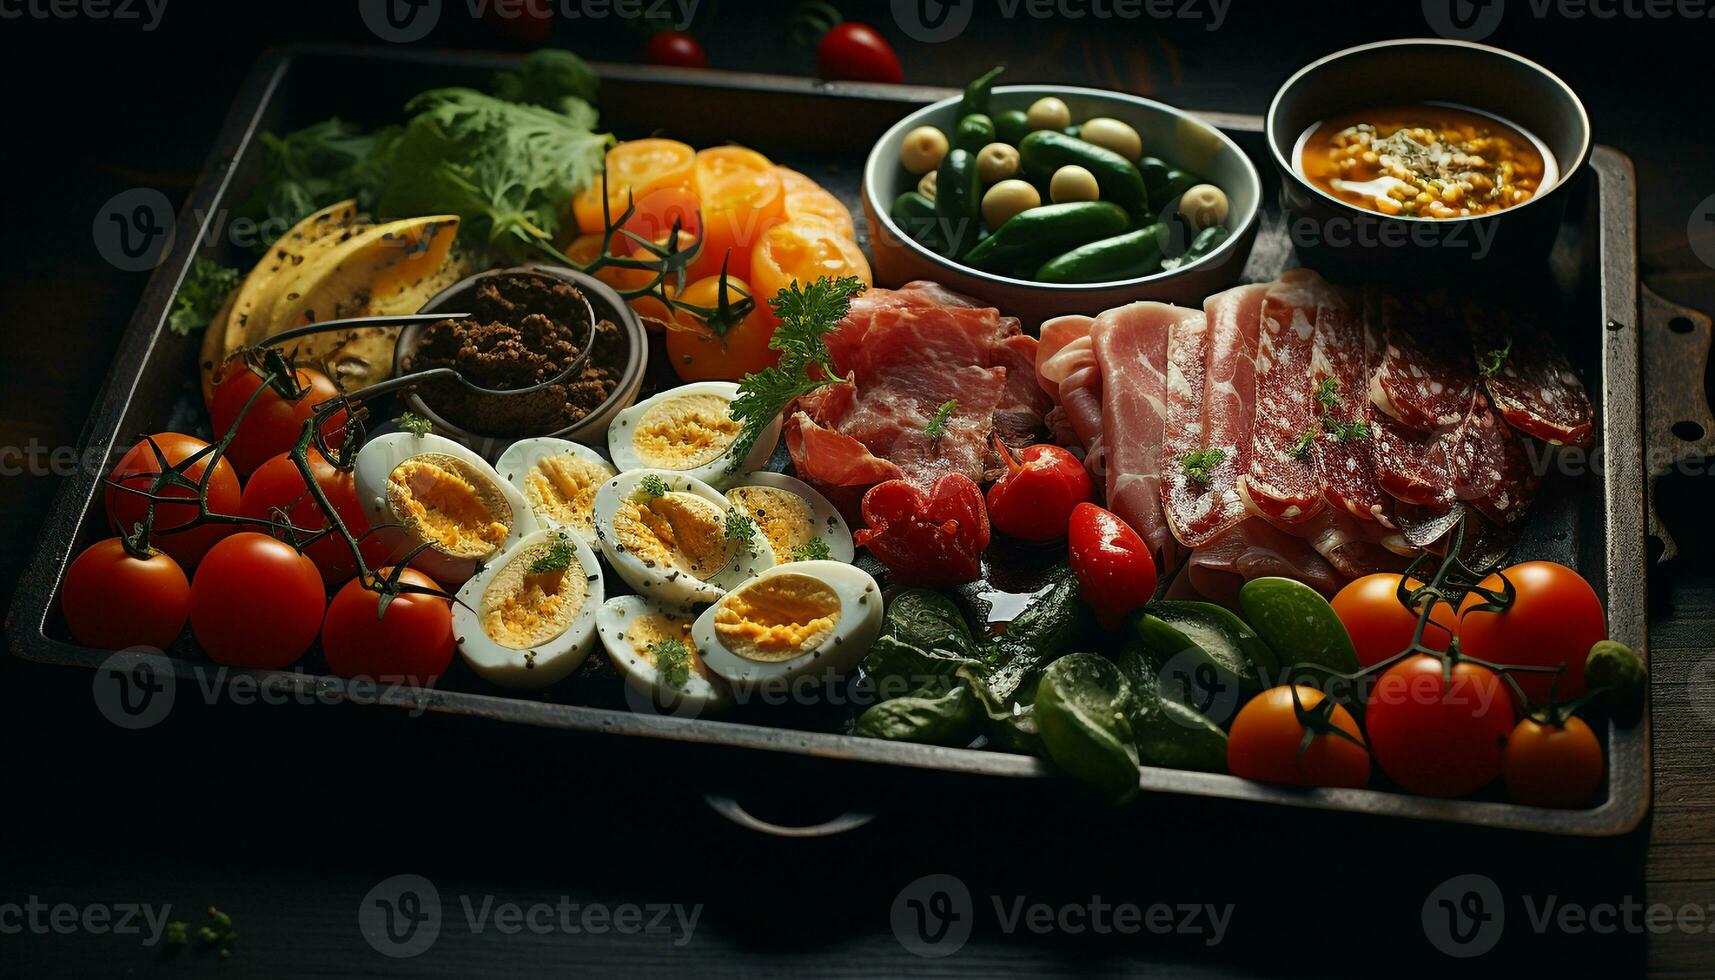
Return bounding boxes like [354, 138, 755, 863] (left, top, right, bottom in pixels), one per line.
[1288, 430, 1317, 460]
[164, 906, 236, 959]
[1179, 448, 1226, 485]
[638, 474, 671, 499]
[1478, 338, 1513, 378]
[727, 276, 868, 473]
[791, 538, 832, 562]
[1314, 376, 1340, 411]
[724, 509, 760, 556]
[924, 399, 958, 440]
[651, 639, 692, 690]
[528, 535, 577, 575]
[1325, 418, 1371, 441]
[167, 257, 240, 336]
[395, 412, 433, 437]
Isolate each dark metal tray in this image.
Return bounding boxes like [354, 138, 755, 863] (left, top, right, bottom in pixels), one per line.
[8, 44, 1683, 836]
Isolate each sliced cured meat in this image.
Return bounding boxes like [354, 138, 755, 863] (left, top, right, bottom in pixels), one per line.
[1161, 283, 1265, 548]
[1242, 270, 1324, 523]
[1449, 391, 1541, 527]
[1464, 301, 1594, 447]
[1392, 500, 1464, 549]
[1183, 518, 1345, 605]
[1036, 315, 1105, 474]
[1309, 281, 1391, 524]
[1090, 302, 1191, 562]
[1293, 508, 1411, 579]
[1369, 290, 1477, 432]
[1371, 412, 1455, 506]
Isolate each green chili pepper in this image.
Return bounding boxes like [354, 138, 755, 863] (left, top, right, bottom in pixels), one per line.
[1034, 223, 1171, 283]
[1138, 156, 1200, 208]
[1018, 130, 1150, 220]
[959, 65, 1005, 117]
[994, 109, 1030, 147]
[953, 113, 996, 153]
[1160, 224, 1231, 271]
[960, 201, 1129, 272]
[934, 147, 983, 258]
[891, 191, 943, 251]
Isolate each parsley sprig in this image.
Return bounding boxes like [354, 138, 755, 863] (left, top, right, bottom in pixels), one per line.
[1179, 448, 1226, 485]
[638, 474, 670, 499]
[924, 399, 958, 440]
[724, 509, 760, 557]
[651, 639, 692, 689]
[791, 538, 832, 562]
[528, 534, 577, 575]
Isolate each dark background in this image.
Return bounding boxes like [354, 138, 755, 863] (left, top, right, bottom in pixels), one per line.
[3, 1, 1713, 976]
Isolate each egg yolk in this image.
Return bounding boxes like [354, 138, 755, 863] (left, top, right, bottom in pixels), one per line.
[725, 486, 814, 561]
[714, 573, 842, 663]
[632, 394, 741, 469]
[615, 492, 729, 577]
[481, 543, 589, 650]
[388, 454, 510, 558]
[524, 454, 608, 535]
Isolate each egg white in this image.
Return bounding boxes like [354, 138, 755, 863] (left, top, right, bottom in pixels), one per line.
[693, 560, 882, 691]
[451, 528, 604, 689]
[353, 432, 536, 586]
[495, 437, 617, 545]
[592, 469, 776, 605]
[725, 471, 856, 565]
[597, 595, 734, 717]
[606, 381, 780, 488]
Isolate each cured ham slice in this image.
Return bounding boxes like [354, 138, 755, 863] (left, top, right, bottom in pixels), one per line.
[1464, 302, 1594, 447]
[1090, 302, 1192, 562]
[1309, 281, 1391, 525]
[1293, 508, 1411, 579]
[1242, 271, 1324, 523]
[1181, 518, 1345, 605]
[1035, 314, 1106, 475]
[1161, 283, 1265, 548]
[1369, 291, 1478, 432]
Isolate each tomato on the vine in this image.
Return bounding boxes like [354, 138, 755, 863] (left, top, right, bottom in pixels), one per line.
[1458, 560, 1605, 704]
[189, 532, 325, 669]
[1227, 685, 1370, 789]
[643, 31, 707, 68]
[321, 567, 455, 686]
[1503, 713, 1604, 809]
[60, 538, 191, 650]
[105, 432, 241, 569]
[664, 275, 779, 382]
[239, 449, 389, 587]
[814, 23, 902, 84]
[209, 363, 344, 476]
[1332, 573, 1455, 669]
[1365, 653, 1516, 798]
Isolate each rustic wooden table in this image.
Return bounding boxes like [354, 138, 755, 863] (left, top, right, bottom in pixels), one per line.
[2, 2, 1711, 976]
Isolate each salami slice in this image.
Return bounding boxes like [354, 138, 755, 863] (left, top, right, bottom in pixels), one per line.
[1464, 301, 1594, 447]
[1449, 391, 1542, 527]
[1371, 411, 1455, 506]
[1309, 282, 1390, 525]
[1243, 271, 1325, 523]
[1369, 291, 1477, 432]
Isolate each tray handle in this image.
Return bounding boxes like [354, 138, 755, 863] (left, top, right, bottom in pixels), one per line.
[702, 794, 875, 838]
[1642, 287, 1715, 561]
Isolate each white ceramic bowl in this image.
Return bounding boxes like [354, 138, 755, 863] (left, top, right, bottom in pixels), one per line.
[863, 85, 1261, 325]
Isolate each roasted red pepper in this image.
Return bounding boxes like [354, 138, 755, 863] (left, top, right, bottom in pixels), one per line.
[1067, 503, 1158, 629]
[854, 474, 990, 586]
[985, 438, 1093, 542]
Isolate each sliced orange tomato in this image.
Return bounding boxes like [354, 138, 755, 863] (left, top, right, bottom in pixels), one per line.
[777, 167, 856, 240]
[614, 186, 702, 258]
[749, 217, 873, 323]
[687, 146, 785, 283]
[664, 275, 780, 382]
[573, 138, 696, 235]
[567, 231, 688, 332]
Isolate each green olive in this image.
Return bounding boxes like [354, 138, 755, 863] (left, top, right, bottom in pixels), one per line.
[1179, 183, 1230, 233]
[1025, 97, 1071, 132]
[982, 179, 1042, 229]
[976, 142, 1021, 184]
[1078, 117, 1142, 160]
[917, 169, 938, 201]
[900, 126, 950, 175]
[1049, 165, 1100, 203]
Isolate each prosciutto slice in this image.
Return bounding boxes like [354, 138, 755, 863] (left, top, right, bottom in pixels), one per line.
[1242, 271, 1324, 522]
[1369, 291, 1478, 432]
[1036, 314, 1106, 475]
[1181, 518, 1345, 604]
[1464, 302, 1595, 447]
[1090, 302, 1192, 562]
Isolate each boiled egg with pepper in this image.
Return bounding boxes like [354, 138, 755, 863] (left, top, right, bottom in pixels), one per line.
[597, 595, 734, 716]
[607, 381, 779, 488]
[496, 437, 616, 546]
[452, 528, 603, 689]
[725, 471, 855, 565]
[592, 469, 775, 605]
[354, 432, 535, 586]
[693, 560, 882, 690]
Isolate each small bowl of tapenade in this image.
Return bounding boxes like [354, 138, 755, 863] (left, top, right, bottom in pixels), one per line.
[398, 267, 647, 453]
[1267, 38, 1591, 278]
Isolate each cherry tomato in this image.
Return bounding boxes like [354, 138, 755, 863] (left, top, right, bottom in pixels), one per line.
[776, 167, 856, 240]
[1066, 503, 1156, 630]
[573, 139, 698, 236]
[1365, 653, 1516, 798]
[1332, 573, 1456, 669]
[1503, 714, 1604, 808]
[643, 31, 707, 68]
[239, 449, 389, 587]
[1458, 561, 1605, 706]
[189, 532, 325, 669]
[105, 432, 242, 569]
[613, 186, 702, 258]
[854, 474, 989, 587]
[321, 567, 455, 686]
[747, 217, 872, 325]
[687, 145, 785, 283]
[209, 363, 344, 475]
[60, 538, 191, 650]
[1227, 685, 1371, 789]
[986, 441, 1093, 542]
[664, 275, 779, 382]
[816, 22, 903, 84]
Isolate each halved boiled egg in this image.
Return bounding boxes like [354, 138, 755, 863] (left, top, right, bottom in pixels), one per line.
[592, 469, 775, 605]
[607, 381, 780, 488]
[354, 432, 535, 586]
[452, 528, 604, 689]
[496, 437, 617, 546]
[693, 560, 882, 691]
[597, 595, 734, 716]
[724, 471, 855, 565]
